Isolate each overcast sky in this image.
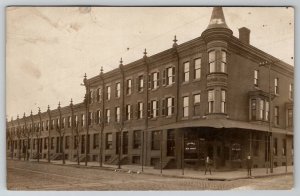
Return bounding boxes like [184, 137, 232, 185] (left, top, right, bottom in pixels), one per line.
[6, 7, 294, 119]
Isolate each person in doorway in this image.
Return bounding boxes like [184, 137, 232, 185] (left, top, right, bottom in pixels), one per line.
[205, 156, 212, 175]
[246, 154, 252, 177]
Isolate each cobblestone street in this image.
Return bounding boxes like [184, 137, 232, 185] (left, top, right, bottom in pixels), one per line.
[7, 160, 293, 190]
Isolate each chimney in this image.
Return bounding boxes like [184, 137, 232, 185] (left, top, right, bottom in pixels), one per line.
[238, 27, 250, 44]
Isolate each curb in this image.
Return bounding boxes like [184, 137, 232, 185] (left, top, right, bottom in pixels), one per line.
[8, 159, 293, 181]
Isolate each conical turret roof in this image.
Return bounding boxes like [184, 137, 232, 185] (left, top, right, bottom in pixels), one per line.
[206, 7, 230, 30]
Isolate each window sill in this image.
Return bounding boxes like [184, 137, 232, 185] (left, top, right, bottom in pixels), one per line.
[181, 116, 189, 120]
[192, 116, 201, 119]
[192, 78, 201, 83]
[150, 117, 158, 121]
[182, 81, 189, 85]
[164, 83, 175, 88]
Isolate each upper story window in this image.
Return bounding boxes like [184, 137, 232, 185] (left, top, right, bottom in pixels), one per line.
[115, 107, 120, 122]
[149, 72, 159, 90]
[251, 99, 256, 120]
[193, 94, 200, 116]
[97, 88, 101, 102]
[106, 86, 111, 100]
[163, 67, 175, 86]
[126, 104, 131, 120]
[88, 91, 92, 104]
[265, 101, 269, 121]
[105, 109, 110, 123]
[274, 106, 279, 125]
[126, 79, 132, 95]
[149, 100, 159, 118]
[68, 116, 71, 128]
[220, 50, 227, 73]
[61, 118, 65, 128]
[96, 110, 101, 124]
[254, 70, 259, 86]
[137, 102, 143, 119]
[116, 83, 121, 98]
[74, 115, 78, 127]
[194, 58, 201, 79]
[289, 83, 293, 100]
[209, 50, 216, 73]
[208, 90, 215, 113]
[183, 62, 190, 82]
[221, 90, 226, 113]
[138, 75, 144, 92]
[259, 100, 264, 120]
[81, 114, 85, 127]
[162, 97, 175, 117]
[287, 109, 293, 127]
[183, 96, 189, 117]
[274, 78, 279, 95]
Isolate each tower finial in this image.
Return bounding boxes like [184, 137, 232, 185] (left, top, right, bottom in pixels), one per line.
[143, 48, 147, 57]
[48, 105, 50, 110]
[206, 7, 230, 30]
[120, 57, 123, 65]
[100, 66, 103, 74]
[58, 101, 61, 109]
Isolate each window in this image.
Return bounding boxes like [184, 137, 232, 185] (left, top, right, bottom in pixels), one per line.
[166, 97, 175, 116]
[81, 114, 85, 127]
[282, 138, 286, 156]
[251, 99, 256, 120]
[74, 115, 78, 127]
[51, 137, 54, 149]
[151, 131, 160, 150]
[273, 138, 278, 156]
[97, 88, 101, 102]
[115, 107, 120, 122]
[289, 83, 293, 99]
[221, 90, 226, 113]
[259, 100, 264, 120]
[106, 109, 110, 123]
[93, 133, 99, 149]
[265, 101, 269, 121]
[96, 110, 101, 124]
[151, 72, 159, 89]
[106, 86, 111, 100]
[274, 106, 279, 125]
[126, 79, 132, 95]
[46, 120, 49, 130]
[88, 112, 92, 125]
[68, 116, 71, 128]
[137, 102, 143, 119]
[165, 67, 175, 85]
[209, 50, 216, 73]
[287, 109, 293, 127]
[51, 120, 54, 130]
[183, 96, 189, 117]
[65, 136, 70, 149]
[126, 104, 131, 120]
[149, 100, 159, 118]
[116, 82, 121, 98]
[254, 70, 259, 86]
[133, 130, 141, 149]
[220, 50, 227, 73]
[73, 136, 78, 149]
[193, 94, 200, 116]
[56, 119, 60, 129]
[138, 75, 144, 92]
[208, 90, 215, 113]
[183, 62, 189, 82]
[194, 58, 201, 79]
[106, 133, 112, 149]
[274, 78, 279, 95]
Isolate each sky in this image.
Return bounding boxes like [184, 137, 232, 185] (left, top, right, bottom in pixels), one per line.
[6, 7, 294, 120]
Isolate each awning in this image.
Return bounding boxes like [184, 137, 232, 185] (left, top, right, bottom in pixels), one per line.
[147, 118, 293, 135]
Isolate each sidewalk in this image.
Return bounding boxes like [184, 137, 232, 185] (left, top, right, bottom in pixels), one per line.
[14, 158, 293, 181]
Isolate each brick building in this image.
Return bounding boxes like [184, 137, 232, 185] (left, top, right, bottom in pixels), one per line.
[6, 7, 294, 170]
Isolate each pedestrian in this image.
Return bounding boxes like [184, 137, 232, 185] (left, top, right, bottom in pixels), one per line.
[205, 156, 212, 175]
[246, 154, 252, 177]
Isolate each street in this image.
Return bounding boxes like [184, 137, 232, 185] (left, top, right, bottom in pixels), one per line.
[7, 160, 293, 190]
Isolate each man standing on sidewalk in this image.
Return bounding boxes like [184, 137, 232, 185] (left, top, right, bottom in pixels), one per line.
[205, 156, 212, 175]
[246, 154, 252, 177]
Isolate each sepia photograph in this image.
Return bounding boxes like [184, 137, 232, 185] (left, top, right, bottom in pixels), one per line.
[5, 6, 294, 190]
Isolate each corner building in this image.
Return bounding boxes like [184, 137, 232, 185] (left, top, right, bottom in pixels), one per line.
[7, 7, 294, 170]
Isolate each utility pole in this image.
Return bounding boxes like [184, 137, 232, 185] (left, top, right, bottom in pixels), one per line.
[99, 67, 105, 167]
[47, 105, 51, 163]
[259, 60, 277, 174]
[83, 73, 90, 166]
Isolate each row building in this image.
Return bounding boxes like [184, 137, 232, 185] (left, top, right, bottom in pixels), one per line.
[7, 7, 294, 170]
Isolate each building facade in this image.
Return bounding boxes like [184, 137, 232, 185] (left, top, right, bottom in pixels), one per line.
[7, 7, 294, 170]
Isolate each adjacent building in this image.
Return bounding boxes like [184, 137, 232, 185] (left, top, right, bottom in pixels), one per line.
[7, 7, 294, 170]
